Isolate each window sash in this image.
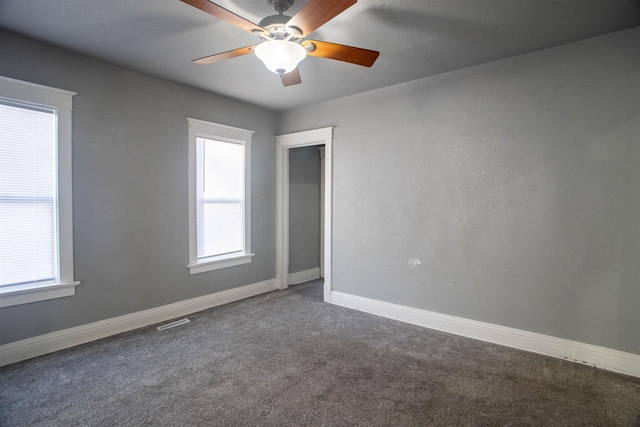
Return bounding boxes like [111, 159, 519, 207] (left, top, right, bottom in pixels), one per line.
[195, 137, 246, 260]
[196, 199, 244, 259]
[0, 99, 58, 288]
[0, 196, 56, 287]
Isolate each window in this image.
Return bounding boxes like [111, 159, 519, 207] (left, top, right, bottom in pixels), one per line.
[187, 118, 253, 274]
[0, 76, 79, 308]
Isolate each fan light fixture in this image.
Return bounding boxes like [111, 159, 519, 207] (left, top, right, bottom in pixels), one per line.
[181, 0, 380, 87]
[255, 40, 307, 75]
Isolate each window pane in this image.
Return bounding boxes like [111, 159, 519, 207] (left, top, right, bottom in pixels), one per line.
[198, 202, 243, 258]
[198, 137, 243, 199]
[0, 100, 56, 287]
[0, 201, 55, 286]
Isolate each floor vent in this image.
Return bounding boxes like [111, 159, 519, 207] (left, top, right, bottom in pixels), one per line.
[156, 318, 190, 331]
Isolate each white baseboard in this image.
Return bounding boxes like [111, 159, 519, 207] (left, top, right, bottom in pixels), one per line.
[288, 267, 320, 285]
[0, 279, 278, 367]
[330, 291, 640, 379]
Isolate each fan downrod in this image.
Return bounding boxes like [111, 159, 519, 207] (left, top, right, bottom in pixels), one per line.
[268, 0, 294, 13]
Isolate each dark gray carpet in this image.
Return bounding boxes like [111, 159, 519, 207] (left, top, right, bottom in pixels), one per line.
[1, 279, 639, 426]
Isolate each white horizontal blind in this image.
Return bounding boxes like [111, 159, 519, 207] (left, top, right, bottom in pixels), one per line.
[0, 99, 57, 287]
[196, 137, 244, 259]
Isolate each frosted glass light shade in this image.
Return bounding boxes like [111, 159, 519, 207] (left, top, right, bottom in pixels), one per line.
[255, 40, 306, 75]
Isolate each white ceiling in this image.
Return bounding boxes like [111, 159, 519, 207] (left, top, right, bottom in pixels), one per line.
[1, 0, 639, 111]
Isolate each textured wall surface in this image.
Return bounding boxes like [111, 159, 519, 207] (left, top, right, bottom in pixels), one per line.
[0, 31, 277, 345]
[288, 146, 321, 274]
[278, 29, 640, 354]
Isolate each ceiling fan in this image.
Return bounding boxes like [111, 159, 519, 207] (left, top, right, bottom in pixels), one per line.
[180, 0, 380, 86]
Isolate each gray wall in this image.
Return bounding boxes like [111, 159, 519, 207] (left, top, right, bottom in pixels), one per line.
[288, 146, 321, 274]
[0, 31, 277, 345]
[278, 28, 640, 355]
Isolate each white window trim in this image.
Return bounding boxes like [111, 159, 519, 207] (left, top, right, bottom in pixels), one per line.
[187, 118, 254, 275]
[0, 75, 80, 308]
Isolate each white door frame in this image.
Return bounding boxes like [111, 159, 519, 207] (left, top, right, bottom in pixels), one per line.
[276, 127, 333, 302]
[319, 147, 325, 278]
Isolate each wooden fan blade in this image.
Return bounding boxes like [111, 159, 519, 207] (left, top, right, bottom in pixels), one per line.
[192, 46, 255, 65]
[286, 0, 357, 37]
[303, 40, 380, 67]
[181, 0, 267, 34]
[281, 67, 302, 87]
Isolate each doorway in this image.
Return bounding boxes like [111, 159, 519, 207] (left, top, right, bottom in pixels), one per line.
[276, 127, 333, 302]
[288, 145, 323, 286]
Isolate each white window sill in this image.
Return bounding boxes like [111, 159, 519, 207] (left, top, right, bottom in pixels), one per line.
[0, 281, 81, 308]
[187, 253, 255, 275]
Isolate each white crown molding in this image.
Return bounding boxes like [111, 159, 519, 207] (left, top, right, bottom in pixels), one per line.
[330, 291, 640, 379]
[0, 279, 277, 367]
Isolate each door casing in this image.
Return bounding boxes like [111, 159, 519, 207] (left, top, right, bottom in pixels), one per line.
[276, 127, 333, 302]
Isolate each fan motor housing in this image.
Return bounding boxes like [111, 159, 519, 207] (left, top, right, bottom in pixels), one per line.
[258, 13, 302, 40]
[258, 14, 291, 29]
